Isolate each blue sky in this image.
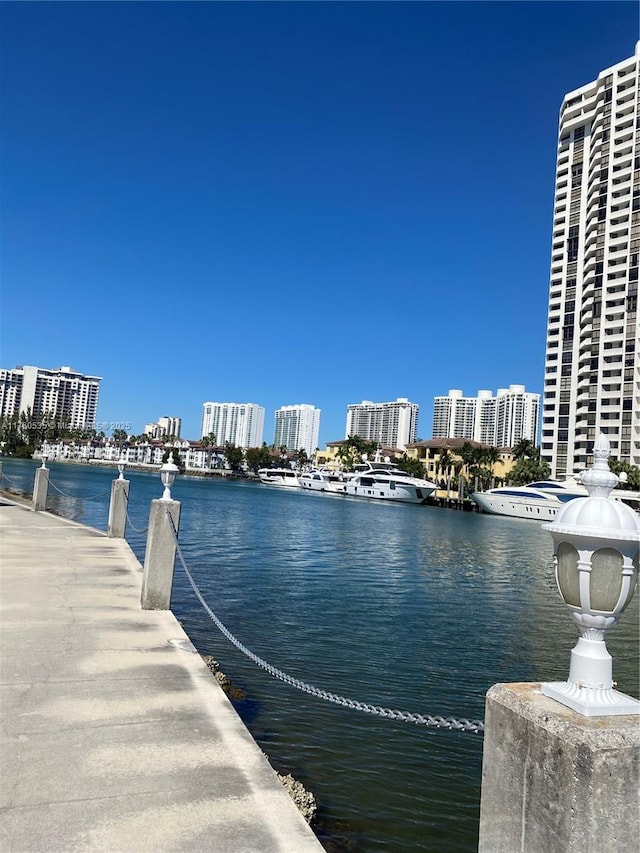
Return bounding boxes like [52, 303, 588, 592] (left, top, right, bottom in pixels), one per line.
[1, 1, 637, 445]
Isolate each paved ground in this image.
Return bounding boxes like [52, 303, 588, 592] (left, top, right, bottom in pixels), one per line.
[0, 498, 323, 852]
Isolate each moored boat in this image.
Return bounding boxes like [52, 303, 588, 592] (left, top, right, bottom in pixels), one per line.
[472, 478, 640, 519]
[257, 468, 301, 488]
[343, 454, 437, 505]
[298, 469, 350, 494]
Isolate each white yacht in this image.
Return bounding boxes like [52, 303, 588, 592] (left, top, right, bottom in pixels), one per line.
[343, 454, 437, 505]
[257, 468, 301, 488]
[473, 478, 640, 520]
[471, 480, 586, 520]
[298, 469, 350, 494]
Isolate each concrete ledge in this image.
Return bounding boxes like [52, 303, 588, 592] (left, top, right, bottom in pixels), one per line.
[0, 500, 322, 851]
[478, 682, 640, 853]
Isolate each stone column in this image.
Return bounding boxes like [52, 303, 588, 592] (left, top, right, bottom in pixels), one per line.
[478, 682, 640, 853]
[32, 467, 50, 512]
[141, 498, 181, 610]
[107, 478, 130, 538]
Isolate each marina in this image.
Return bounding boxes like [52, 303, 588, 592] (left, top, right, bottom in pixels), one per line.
[2, 458, 639, 852]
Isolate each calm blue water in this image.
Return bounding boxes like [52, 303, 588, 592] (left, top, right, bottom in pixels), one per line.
[3, 459, 639, 852]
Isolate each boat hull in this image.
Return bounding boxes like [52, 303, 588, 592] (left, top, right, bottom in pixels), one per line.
[298, 470, 350, 494]
[257, 469, 301, 488]
[471, 492, 560, 520]
[344, 481, 435, 504]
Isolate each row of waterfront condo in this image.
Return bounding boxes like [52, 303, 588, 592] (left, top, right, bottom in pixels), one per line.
[0, 367, 541, 457]
[31, 434, 640, 515]
[33, 435, 517, 483]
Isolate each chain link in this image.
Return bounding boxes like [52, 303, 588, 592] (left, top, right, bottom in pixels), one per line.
[125, 508, 148, 534]
[0, 470, 23, 487]
[166, 511, 484, 736]
[119, 487, 148, 534]
[48, 479, 112, 501]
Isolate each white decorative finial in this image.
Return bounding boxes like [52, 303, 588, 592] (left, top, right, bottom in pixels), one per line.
[580, 434, 618, 498]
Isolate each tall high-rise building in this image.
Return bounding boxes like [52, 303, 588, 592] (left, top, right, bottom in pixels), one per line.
[542, 44, 640, 477]
[0, 365, 101, 431]
[432, 386, 539, 448]
[144, 416, 181, 439]
[345, 398, 418, 450]
[273, 404, 320, 456]
[201, 402, 264, 448]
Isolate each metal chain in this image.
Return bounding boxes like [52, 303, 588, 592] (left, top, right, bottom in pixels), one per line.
[125, 508, 148, 534]
[166, 511, 484, 735]
[0, 470, 23, 486]
[119, 487, 148, 534]
[48, 479, 112, 501]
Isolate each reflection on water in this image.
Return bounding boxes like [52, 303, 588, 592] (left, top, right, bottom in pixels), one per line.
[2, 459, 638, 851]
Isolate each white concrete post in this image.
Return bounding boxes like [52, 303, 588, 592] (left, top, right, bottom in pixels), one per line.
[32, 467, 50, 511]
[107, 478, 129, 538]
[478, 683, 640, 852]
[141, 498, 181, 610]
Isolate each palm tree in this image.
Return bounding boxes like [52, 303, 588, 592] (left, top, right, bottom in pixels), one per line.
[481, 446, 501, 488]
[512, 438, 538, 461]
[454, 459, 466, 500]
[436, 449, 454, 497]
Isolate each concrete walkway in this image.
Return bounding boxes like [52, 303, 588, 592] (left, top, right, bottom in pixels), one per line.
[0, 499, 323, 852]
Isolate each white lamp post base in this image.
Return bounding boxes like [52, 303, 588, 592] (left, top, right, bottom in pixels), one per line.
[541, 681, 640, 716]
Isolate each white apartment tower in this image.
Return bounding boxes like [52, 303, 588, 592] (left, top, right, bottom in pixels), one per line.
[201, 402, 265, 448]
[0, 365, 101, 431]
[542, 44, 640, 477]
[273, 404, 320, 456]
[345, 398, 418, 450]
[144, 416, 181, 439]
[432, 387, 539, 448]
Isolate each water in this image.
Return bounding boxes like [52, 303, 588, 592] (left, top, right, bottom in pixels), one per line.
[3, 459, 639, 851]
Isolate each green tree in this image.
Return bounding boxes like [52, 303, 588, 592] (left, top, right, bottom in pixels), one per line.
[292, 448, 309, 470]
[337, 435, 379, 470]
[507, 440, 548, 486]
[224, 441, 244, 472]
[201, 432, 217, 448]
[512, 438, 538, 461]
[609, 459, 640, 491]
[456, 442, 485, 491]
[112, 428, 128, 443]
[0, 414, 27, 455]
[480, 446, 501, 487]
[508, 455, 551, 486]
[245, 443, 273, 472]
[396, 456, 427, 478]
[161, 448, 183, 471]
[436, 449, 454, 494]
[454, 459, 467, 499]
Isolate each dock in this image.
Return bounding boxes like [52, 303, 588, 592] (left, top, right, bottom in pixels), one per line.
[0, 498, 323, 852]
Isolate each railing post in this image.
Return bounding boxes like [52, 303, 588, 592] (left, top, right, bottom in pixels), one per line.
[107, 477, 129, 538]
[478, 683, 640, 852]
[32, 466, 50, 511]
[141, 498, 181, 610]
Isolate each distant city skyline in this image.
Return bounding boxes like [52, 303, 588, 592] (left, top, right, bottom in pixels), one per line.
[346, 398, 419, 450]
[432, 386, 540, 448]
[0, 365, 101, 432]
[273, 404, 321, 456]
[1, 3, 636, 445]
